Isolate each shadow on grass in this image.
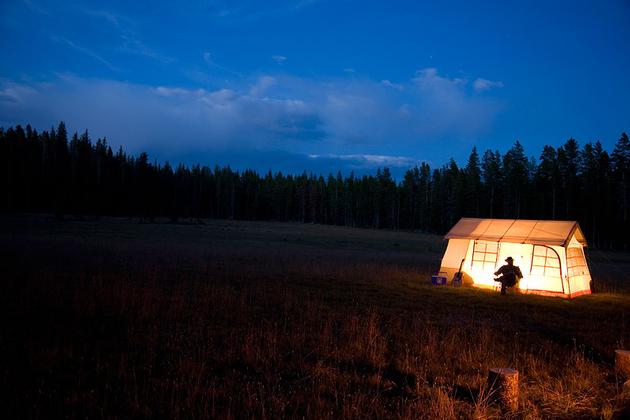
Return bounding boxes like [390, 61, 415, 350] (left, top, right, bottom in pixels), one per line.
[452, 384, 479, 404]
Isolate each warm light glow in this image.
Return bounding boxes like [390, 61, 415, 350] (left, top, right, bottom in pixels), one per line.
[439, 219, 592, 298]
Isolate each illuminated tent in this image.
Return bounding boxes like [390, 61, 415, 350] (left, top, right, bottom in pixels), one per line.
[439, 218, 592, 298]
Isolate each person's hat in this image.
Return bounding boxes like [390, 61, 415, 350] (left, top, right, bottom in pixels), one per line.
[505, 256, 514, 262]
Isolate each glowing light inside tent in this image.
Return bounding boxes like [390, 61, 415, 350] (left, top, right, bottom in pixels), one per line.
[438, 218, 592, 298]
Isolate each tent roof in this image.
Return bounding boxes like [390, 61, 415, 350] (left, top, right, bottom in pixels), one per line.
[444, 218, 587, 247]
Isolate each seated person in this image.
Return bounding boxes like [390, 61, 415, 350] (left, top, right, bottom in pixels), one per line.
[494, 257, 523, 296]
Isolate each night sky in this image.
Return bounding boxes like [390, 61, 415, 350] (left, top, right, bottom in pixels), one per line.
[1, 0, 629, 176]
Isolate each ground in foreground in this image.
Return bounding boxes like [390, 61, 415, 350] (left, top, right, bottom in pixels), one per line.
[2, 216, 630, 418]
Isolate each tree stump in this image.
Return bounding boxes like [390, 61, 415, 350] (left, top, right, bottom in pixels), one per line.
[615, 350, 630, 380]
[487, 368, 519, 411]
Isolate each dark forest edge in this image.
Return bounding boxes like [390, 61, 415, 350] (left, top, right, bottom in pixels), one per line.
[1, 122, 629, 249]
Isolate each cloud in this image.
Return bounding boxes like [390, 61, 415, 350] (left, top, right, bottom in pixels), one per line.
[82, 9, 173, 63]
[272, 55, 287, 64]
[206, 0, 321, 22]
[308, 153, 417, 168]
[412, 68, 466, 91]
[249, 76, 276, 96]
[119, 33, 173, 63]
[82, 9, 129, 27]
[0, 79, 38, 105]
[0, 74, 324, 152]
[22, 0, 48, 15]
[50, 36, 120, 72]
[203, 52, 242, 76]
[155, 86, 199, 97]
[473, 78, 504, 92]
[0, 68, 503, 173]
[409, 68, 503, 138]
[170, 149, 414, 177]
[343, 68, 356, 74]
[380, 79, 403, 90]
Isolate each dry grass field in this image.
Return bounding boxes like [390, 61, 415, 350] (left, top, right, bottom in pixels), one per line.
[1, 215, 630, 418]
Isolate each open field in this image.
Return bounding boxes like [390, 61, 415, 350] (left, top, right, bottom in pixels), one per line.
[2, 215, 630, 418]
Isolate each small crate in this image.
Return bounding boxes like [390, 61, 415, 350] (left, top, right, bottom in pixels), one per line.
[431, 273, 448, 286]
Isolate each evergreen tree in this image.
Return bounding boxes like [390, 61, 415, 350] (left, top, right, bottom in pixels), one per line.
[463, 147, 481, 217]
[536, 145, 559, 219]
[502, 141, 529, 218]
[612, 132, 630, 247]
[482, 150, 502, 218]
[53, 121, 70, 217]
[1, 121, 629, 248]
[557, 138, 581, 219]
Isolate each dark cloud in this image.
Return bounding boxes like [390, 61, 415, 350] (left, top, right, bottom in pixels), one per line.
[0, 68, 504, 174]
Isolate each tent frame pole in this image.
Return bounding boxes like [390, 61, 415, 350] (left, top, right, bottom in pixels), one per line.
[531, 244, 565, 295]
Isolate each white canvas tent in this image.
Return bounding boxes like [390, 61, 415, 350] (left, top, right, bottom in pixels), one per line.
[439, 218, 592, 298]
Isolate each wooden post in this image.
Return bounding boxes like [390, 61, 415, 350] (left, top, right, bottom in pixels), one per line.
[487, 368, 519, 411]
[615, 350, 630, 380]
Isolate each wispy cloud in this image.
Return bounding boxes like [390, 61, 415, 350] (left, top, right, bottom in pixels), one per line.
[82, 9, 129, 27]
[203, 52, 242, 76]
[22, 0, 48, 15]
[82, 9, 173, 63]
[308, 153, 416, 168]
[249, 76, 277, 96]
[413, 68, 466, 90]
[206, 0, 321, 22]
[50, 36, 120, 72]
[473, 78, 504, 92]
[380, 79, 403, 90]
[272, 55, 287, 64]
[119, 33, 173, 63]
[0, 79, 38, 105]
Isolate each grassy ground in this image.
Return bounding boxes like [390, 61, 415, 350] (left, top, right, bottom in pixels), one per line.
[1, 215, 630, 418]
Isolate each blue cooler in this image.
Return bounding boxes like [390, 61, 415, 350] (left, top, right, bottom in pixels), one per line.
[431, 272, 448, 286]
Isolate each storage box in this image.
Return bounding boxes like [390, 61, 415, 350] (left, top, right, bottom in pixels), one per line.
[431, 274, 447, 286]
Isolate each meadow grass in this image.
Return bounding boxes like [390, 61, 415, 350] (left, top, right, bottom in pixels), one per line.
[1, 215, 629, 418]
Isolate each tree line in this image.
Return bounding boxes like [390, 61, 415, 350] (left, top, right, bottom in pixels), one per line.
[1, 122, 629, 248]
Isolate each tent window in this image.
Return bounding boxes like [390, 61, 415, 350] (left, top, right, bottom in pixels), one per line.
[567, 247, 587, 277]
[471, 241, 499, 271]
[531, 245, 561, 278]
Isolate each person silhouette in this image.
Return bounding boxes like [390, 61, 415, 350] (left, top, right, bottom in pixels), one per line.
[494, 257, 523, 296]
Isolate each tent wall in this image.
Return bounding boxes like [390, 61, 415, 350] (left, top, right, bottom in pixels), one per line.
[567, 275, 591, 297]
[439, 238, 591, 298]
[439, 220, 592, 298]
[461, 241, 566, 292]
[519, 244, 566, 294]
[439, 239, 472, 281]
[464, 239, 501, 288]
[565, 236, 592, 297]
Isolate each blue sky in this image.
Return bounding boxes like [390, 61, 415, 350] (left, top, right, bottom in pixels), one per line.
[1, 0, 629, 176]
